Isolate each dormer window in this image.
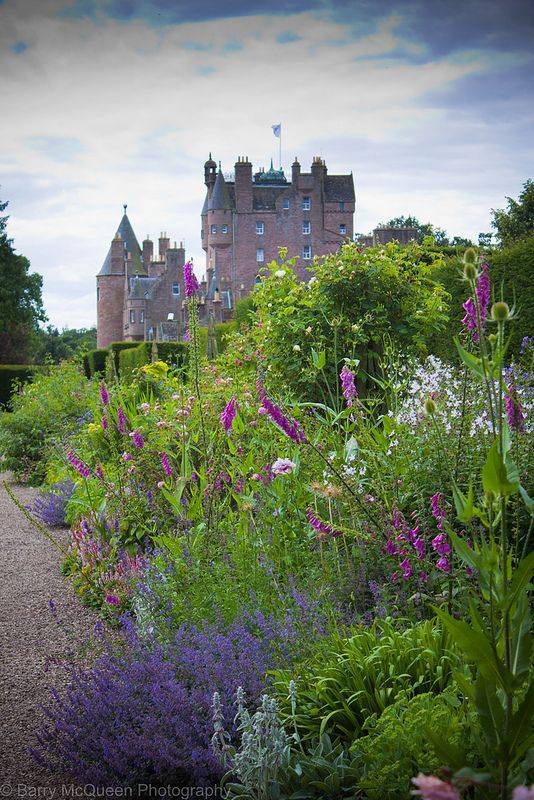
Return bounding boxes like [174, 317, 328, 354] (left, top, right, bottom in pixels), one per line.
[256, 221, 264, 235]
[302, 196, 311, 211]
[302, 221, 311, 235]
[172, 283, 180, 296]
[340, 224, 347, 235]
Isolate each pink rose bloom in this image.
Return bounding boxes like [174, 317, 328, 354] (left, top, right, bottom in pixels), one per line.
[411, 774, 460, 800]
[513, 788, 534, 800]
[271, 458, 296, 476]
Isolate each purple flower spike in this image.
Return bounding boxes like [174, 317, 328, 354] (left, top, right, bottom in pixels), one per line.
[117, 407, 129, 435]
[67, 451, 91, 479]
[306, 508, 343, 540]
[101, 415, 108, 431]
[476, 263, 491, 327]
[340, 365, 358, 407]
[220, 396, 237, 434]
[183, 261, 199, 298]
[505, 384, 525, 433]
[462, 297, 478, 341]
[100, 382, 109, 406]
[160, 452, 172, 476]
[258, 390, 307, 444]
[130, 430, 144, 449]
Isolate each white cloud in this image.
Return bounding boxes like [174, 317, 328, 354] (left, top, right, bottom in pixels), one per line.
[0, 0, 529, 326]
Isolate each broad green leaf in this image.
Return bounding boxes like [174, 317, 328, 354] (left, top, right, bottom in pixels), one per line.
[519, 485, 534, 516]
[504, 680, 534, 764]
[448, 529, 480, 572]
[454, 337, 485, 379]
[482, 440, 520, 497]
[311, 348, 326, 370]
[433, 607, 514, 692]
[504, 551, 534, 615]
[474, 674, 503, 748]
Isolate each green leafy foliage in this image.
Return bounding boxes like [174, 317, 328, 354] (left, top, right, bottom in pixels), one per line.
[350, 690, 473, 800]
[491, 180, 534, 246]
[273, 619, 459, 743]
[0, 362, 99, 484]
[252, 240, 450, 401]
[0, 364, 45, 409]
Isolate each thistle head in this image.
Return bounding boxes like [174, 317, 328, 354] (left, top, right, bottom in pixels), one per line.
[490, 301, 510, 322]
[424, 396, 436, 416]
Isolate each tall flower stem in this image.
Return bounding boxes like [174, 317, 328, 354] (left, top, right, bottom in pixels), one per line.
[307, 441, 381, 530]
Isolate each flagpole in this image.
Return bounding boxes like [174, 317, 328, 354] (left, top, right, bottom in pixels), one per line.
[279, 125, 282, 170]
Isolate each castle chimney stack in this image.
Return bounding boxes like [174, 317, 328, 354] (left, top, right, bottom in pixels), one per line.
[159, 232, 170, 258]
[234, 156, 252, 212]
[142, 235, 153, 268]
[292, 157, 301, 185]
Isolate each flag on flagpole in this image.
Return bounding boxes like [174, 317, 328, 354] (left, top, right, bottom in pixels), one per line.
[272, 123, 281, 138]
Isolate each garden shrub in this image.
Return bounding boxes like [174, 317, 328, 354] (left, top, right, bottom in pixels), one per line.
[486, 236, 534, 355]
[0, 364, 45, 409]
[83, 348, 108, 378]
[0, 362, 99, 484]
[118, 343, 150, 380]
[253, 240, 450, 401]
[214, 321, 237, 354]
[234, 295, 255, 328]
[273, 618, 459, 743]
[351, 690, 473, 799]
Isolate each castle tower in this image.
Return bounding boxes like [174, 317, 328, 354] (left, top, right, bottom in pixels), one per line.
[96, 205, 142, 348]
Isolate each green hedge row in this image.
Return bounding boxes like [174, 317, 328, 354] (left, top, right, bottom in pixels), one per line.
[118, 341, 190, 381]
[83, 348, 108, 379]
[0, 365, 46, 409]
[214, 321, 237, 353]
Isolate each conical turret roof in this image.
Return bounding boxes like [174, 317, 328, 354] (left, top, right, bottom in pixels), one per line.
[98, 210, 144, 276]
[208, 169, 233, 211]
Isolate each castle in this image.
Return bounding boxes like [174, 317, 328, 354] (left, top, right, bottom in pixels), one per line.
[96, 155, 355, 348]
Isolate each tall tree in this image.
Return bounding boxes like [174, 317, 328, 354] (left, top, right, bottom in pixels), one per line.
[491, 179, 534, 246]
[0, 196, 47, 363]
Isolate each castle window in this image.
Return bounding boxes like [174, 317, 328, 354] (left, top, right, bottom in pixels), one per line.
[129, 310, 135, 323]
[302, 245, 312, 260]
[222, 225, 228, 234]
[339, 201, 345, 211]
[172, 283, 180, 296]
[256, 248, 265, 263]
[256, 221, 264, 235]
[302, 220, 311, 235]
[140, 310, 145, 323]
[210, 224, 217, 234]
[302, 196, 311, 211]
[97, 287, 100, 302]
[340, 223, 347, 235]
[282, 198, 290, 210]
[201, 229, 204, 238]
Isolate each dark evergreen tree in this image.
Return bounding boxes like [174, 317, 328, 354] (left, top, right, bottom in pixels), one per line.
[0, 196, 47, 363]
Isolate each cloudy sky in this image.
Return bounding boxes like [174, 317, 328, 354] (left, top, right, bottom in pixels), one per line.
[1, 0, 533, 328]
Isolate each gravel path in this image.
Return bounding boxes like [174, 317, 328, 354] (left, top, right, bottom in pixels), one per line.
[0, 473, 96, 793]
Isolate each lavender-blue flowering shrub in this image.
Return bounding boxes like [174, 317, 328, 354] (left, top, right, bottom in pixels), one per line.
[31, 479, 75, 527]
[33, 616, 291, 786]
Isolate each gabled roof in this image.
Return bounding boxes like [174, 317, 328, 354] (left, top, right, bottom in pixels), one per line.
[98, 212, 144, 276]
[208, 170, 234, 211]
[128, 274, 159, 300]
[324, 175, 355, 203]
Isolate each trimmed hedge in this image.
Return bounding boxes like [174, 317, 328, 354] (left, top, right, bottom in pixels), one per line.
[214, 322, 237, 353]
[118, 341, 189, 382]
[0, 365, 46, 409]
[488, 237, 534, 355]
[83, 348, 109, 378]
